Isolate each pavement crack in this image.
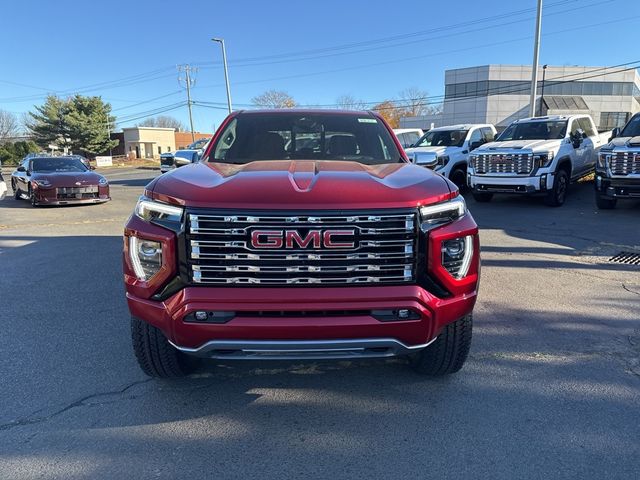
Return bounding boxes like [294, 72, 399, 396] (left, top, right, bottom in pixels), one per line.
[622, 284, 640, 296]
[0, 379, 152, 432]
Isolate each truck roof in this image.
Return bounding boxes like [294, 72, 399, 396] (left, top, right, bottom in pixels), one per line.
[514, 114, 589, 123]
[429, 124, 494, 131]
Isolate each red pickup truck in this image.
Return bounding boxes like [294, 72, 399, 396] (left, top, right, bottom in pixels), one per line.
[124, 110, 480, 377]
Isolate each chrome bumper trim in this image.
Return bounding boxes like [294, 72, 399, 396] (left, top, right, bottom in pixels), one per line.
[169, 337, 437, 360]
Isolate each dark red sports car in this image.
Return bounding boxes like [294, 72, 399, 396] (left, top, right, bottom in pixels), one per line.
[11, 156, 110, 206]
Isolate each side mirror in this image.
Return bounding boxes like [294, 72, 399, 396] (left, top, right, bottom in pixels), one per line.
[17, 166, 26, 172]
[410, 151, 438, 168]
[470, 140, 484, 151]
[174, 156, 191, 167]
[610, 127, 620, 140]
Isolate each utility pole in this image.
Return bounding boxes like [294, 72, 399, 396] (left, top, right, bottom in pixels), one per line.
[212, 38, 232, 115]
[528, 0, 543, 118]
[538, 64, 548, 117]
[178, 64, 197, 142]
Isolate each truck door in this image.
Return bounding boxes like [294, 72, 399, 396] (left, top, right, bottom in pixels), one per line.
[578, 117, 597, 173]
[568, 118, 588, 178]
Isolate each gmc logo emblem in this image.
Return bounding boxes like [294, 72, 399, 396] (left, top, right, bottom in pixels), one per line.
[251, 229, 355, 249]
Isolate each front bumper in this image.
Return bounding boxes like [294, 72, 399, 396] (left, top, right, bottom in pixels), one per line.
[127, 285, 477, 357]
[468, 173, 552, 194]
[595, 173, 640, 199]
[33, 185, 110, 205]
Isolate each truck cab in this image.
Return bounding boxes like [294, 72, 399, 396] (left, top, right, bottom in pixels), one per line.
[406, 124, 496, 191]
[468, 115, 609, 206]
[595, 113, 640, 208]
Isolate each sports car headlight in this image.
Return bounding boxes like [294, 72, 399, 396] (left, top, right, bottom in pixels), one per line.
[98, 177, 108, 186]
[419, 196, 466, 231]
[129, 236, 162, 281]
[533, 151, 554, 168]
[34, 179, 52, 187]
[135, 196, 183, 224]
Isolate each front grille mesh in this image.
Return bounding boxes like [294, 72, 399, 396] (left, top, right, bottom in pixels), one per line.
[610, 152, 640, 176]
[186, 211, 417, 286]
[473, 153, 534, 174]
[56, 186, 98, 200]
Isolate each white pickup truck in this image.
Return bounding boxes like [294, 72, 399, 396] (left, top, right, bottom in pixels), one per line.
[406, 124, 497, 191]
[468, 115, 610, 206]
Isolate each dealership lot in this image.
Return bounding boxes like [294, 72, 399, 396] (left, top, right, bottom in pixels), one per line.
[0, 168, 639, 478]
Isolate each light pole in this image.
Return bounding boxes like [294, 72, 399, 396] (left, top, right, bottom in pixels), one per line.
[212, 37, 232, 115]
[528, 0, 543, 117]
[538, 64, 548, 117]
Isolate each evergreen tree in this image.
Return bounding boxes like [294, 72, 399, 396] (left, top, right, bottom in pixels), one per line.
[28, 95, 118, 156]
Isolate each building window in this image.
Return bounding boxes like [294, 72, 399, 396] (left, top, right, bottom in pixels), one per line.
[600, 112, 630, 130]
[158, 146, 162, 154]
[168, 146, 171, 152]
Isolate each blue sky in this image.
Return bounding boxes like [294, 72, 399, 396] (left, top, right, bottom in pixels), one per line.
[1, 0, 639, 132]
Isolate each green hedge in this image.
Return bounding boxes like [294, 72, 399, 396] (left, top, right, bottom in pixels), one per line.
[0, 141, 40, 166]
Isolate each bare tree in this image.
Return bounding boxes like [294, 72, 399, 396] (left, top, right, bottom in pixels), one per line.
[335, 94, 367, 111]
[398, 87, 434, 117]
[252, 90, 297, 109]
[0, 109, 20, 141]
[137, 115, 186, 130]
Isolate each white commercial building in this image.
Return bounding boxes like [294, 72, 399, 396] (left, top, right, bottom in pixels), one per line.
[401, 64, 640, 131]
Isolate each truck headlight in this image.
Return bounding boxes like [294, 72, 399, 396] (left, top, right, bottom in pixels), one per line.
[597, 153, 611, 169]
[135, 196, 183, 224]
[442, 235, 474, 279]
[533, 151, 554, 168]
[436, 155, 450, 168]
[419, 196, 466, 231]
[129, 236, 162, 281]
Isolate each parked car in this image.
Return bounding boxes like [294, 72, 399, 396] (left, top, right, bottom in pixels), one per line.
[125, 109, 480, 378]
[393, 128, 424, 149]
[160, 149, 201, 173]
[11, 155, 110, 206]
[406, 124, 496, 191]
[595, 113, 640, 209]
[468, 115, 610, 206]
[0, 172, 6, 201]
[187, 138, 211, 151]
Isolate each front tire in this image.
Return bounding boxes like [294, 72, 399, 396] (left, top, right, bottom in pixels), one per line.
[449, 167, 467, 193]
[29, 187, 38, 207]
[595, 194, 617, 210]
[411, 314, 473, 376]
[12, 181, 21, 200]
[544, 169, 568, 207]
[131, 317, 199, 378]
[472, 192, 493, 203]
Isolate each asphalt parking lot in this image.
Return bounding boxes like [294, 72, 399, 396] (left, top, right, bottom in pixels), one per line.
[1, 167, 639, 479]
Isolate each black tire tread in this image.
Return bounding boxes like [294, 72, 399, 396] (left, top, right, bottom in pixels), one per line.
[130, 317, 196, 378]
[411, 314, 473, 376]
[544, 169, 568, 207]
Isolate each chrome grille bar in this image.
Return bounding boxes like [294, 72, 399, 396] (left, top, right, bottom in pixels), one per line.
[610, 151, 640, 176]
[187, 210, 417, 286]
[473, 152, 534, 175]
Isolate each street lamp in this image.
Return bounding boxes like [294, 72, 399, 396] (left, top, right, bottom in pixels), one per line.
[538, 64, 548, 117]
[212, 37, 232, 115]
[528, 0, 543, 117]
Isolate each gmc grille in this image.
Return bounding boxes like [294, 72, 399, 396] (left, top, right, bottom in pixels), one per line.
[610, 152, 640, 176]
[186, 210, 417, 286]
[473, 153, 534, 175]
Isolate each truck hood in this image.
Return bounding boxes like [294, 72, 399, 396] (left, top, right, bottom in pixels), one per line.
[603, 136, 640, 150]
[477, 139, 563, 152]
[149, 160, 454, 210]
[404, 146, 456, 156]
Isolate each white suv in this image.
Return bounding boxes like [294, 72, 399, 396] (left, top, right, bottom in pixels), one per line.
[393, 128, 424, 149]
[406, 124, 496, 190]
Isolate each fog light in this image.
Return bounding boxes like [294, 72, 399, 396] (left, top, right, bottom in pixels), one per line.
[194, 311, 208, 321]
[596, 175, 602, 189]
[398, 309, 410, 319]
[540, 174, 547, 191]
[129, 236, 162, 281]
[442, 236, 474, 279]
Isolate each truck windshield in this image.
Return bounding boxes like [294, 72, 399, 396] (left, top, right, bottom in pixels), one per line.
[207, 112, 401, 165]
[620, 115, 640, 137]
[498, 121, 567, 141]
[414, 130, 468, 148]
